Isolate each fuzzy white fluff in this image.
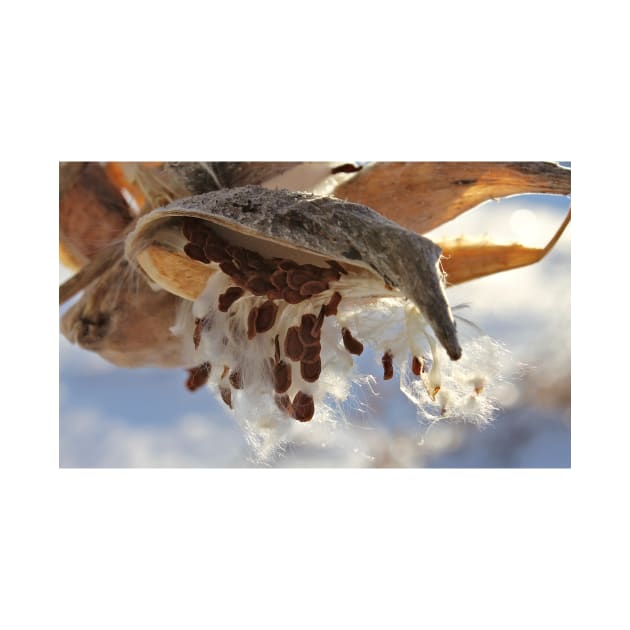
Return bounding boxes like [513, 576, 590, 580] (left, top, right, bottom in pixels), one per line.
[173, 270, 507, 462]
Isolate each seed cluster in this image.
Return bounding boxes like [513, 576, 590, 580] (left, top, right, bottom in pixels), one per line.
[181, 218, 342, 306]
[181, 217, 372, 422]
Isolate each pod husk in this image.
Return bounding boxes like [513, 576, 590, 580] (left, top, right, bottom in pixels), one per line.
[126, 185, 463, 360]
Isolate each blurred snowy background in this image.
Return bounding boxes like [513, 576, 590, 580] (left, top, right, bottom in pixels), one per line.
[59, 183, 570, 468]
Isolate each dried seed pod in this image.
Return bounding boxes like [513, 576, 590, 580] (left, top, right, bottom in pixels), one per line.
[382, 351, 394, 380]
[186, 362, 212, 391]
[273, 361, 292, 394]
[342, 328, 364, 355]
[125, 186, 462, 359]
[255, 300, 278, 333]
[284, 327, 304, 362]
[61, 252, 193, 368]
[300, 358, 321, 383]
[218, 286, 245, 312]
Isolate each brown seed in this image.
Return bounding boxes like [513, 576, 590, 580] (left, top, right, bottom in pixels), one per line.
[292, 391, 315, 422]
[302, 342, 321, 363]
[185, 362, 212, 391]
[412, 356, 424, 376]
[204, 239, 228, 262]
[229, 369, 243, 389]
[189, 227, 209, 246]
[273, 360, 292, 394]
[331, 163, 362, 174]
[321, 268, 341, 282]
[254, 300, 278, 333]
[282, 288, 304, 304]
[246, 250, 267, 271]
[267, 289, 283, 300]
[299, 280, 328, 297]
[247, 307, 259, 340]
[324, 291, 342, 316]
[300, 358, 321, 383]
[299, 314, 320, 346]
[232, 273, 247, 287]
[342, 328, 364, 355]
[287, 268, 314, 290]
[278, 259, 298, 271]
[230, 247, 250, 271]
[218, 287, 245, 312]
[284, 326, 304, 362]
[220, 386, 232, 409]
[270, 269, 288, 290]
[327, 260, 347, 275]
[304, 264, 327, 277]
[382, 351, 394, 380]
[203, 227, 223, 245]
[181, 218, 198, 241]
[183, 243, 209, 264]
[245, 273, 272, 296]
[219, 260, 239, 277]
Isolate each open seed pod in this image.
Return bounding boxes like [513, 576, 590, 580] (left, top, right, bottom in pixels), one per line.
[126, 186, 461, 359]
[123, 185, 466, 427]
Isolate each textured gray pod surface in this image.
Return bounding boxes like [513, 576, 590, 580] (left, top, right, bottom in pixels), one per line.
[128, 185, 462, 360]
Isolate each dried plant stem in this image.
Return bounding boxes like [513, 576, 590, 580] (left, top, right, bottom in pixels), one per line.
[59, 242, 124, 304]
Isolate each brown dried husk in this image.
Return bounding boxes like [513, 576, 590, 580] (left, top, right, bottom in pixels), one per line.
[125, 185, 463, 360]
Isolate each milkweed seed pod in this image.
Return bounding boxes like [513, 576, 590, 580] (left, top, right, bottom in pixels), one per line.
[121, 186, 510, 458]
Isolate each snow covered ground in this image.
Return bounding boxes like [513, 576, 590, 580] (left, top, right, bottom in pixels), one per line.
[59, 188, 570, 467]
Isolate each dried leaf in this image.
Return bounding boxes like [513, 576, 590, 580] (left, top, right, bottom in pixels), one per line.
[333, 162, 571, 235]
[59, 162, 134, 269]
[440, 209, 571, 285]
